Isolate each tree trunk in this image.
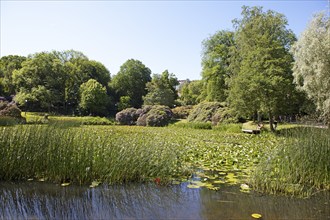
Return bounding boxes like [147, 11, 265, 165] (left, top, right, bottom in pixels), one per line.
[269, 111, 275, 132]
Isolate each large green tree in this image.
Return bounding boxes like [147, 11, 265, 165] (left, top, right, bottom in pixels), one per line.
[13, 52, 66, 112]
[228, 6, 297, 131]
[0, 55, 26, 96]
[178, 80, 203, 105]
[291, 12, 330, 124]
[79, 79, 109, 116]
[110, 59, 151, 108]
[201, 30, 235, 102]
[143, 70, 179, 107]
[65, 58, 111, 113]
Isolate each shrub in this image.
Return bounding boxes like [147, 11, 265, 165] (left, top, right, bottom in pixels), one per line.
[173, 121, 212, 129]
[0, 101, 8, 111]
[115, 108, 139, 125]
[146, 107, 173, 127]
[187, 102, 224, 122]
[211, 106, 242, 125]
[172, 105, 193, 119]
[137, 105, 173, 127]
[0, 103, 26, 125]
[0, 103, 22, 118]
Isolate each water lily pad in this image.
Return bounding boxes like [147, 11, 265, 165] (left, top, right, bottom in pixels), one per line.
[89, 181, 101, 188]
[213, 180, 225, 184]
[171, 180, 181, 185]
[225, 173, 238, 184]
[187, 184, 200, 189]
[61, 182, 70, 187]
[240, 183, 251, 193]
[240, 183, 250, 190]
[251, 213, 262, 219]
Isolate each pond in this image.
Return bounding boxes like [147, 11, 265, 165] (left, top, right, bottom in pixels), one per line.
[0, 181, 329, 219]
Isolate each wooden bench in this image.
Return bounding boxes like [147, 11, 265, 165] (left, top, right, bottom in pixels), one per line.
[242, 129, 261, 134]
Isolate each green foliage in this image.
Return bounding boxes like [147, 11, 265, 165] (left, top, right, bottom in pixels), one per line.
[110, 59, 151, 108]
[291, 12, 330, 124]
[143, 70, 179, 107]
[0, 125, 186, 184]
[178, 80, 203, 105]
[0, 102, 26, 125]
[115, 108, 139, 125]
[228, 6, 298, 131]
[141, 105, 173, 127]
[116, 105, 173, 127]
[13, 52, 67, 112]
[23, 112, 114, 125]
[201, 30, 235, 102]
[212, 106, 241, 125]
[187, 102, 224, 122]
[65, 57, 111, 112]
[0, 50, 111, 114]
[117, 96, 131, 111]
[0, 55, 26, 96]
[0, 122, 326, 197]
[172, 120, 212, 130]
[172, 105, 193, 119]
[213, 123, 242, 133]
[79, 79, 109, 116]
[252, 127, 330, 197]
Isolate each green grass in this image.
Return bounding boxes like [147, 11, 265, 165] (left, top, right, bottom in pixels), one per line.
[0, 121, 328, 197]
[252, 127, 330, 197]
[0, 124, 275, 186]
[171, 120, 212, 129]
[22, 112, 115, 125]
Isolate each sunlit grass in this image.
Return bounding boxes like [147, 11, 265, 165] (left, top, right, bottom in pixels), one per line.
[252, 127, 330, 197]
[0, 122, 328, 197]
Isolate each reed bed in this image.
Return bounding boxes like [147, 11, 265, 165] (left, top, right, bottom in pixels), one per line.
[252, 127, 330, 197]
[0, 124, 276, 186]
[1, 123, 328, 197]
[0, 125, 185, 185]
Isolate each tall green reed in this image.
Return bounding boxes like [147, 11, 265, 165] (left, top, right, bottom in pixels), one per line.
[252, 127, 330, 197]
[0, 125, 185, 185]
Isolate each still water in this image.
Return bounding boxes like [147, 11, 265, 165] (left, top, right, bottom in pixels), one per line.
[0, 181, 329, 219]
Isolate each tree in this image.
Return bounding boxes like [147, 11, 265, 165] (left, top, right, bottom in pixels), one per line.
[110, 59, 151, 108]
[228, 6, 297, 131]
[0, 55, 26, 96]
[65, 58, 111, 113]
[143, 70, 179, 107]
[201, 30, 235, 102]
[179, 80, 203, 105]
[291, 12, 330, 124]
[13, 52, 66, 112]
[79, 79, 109, 116]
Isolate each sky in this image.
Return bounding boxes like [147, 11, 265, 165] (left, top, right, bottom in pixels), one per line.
[0, 0, 328, 80]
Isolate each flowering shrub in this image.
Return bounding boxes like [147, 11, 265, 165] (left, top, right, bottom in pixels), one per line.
[115, 108, 139, 125]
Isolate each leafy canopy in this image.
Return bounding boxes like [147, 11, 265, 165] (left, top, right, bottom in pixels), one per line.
[291, 12, 330, 124]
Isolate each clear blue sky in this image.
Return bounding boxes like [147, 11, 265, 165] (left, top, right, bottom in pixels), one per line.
[0, 0, 328, 80]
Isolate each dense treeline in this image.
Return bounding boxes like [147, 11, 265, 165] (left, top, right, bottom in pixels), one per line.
[0, 6, 328, 124]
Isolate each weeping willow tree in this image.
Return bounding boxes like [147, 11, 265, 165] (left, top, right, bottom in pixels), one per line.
[291, 12, 330, 125]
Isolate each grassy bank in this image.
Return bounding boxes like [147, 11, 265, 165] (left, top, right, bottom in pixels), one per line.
[21, 112, 114, 125]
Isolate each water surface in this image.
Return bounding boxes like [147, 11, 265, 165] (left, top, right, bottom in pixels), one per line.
[0, 181, 329, 219]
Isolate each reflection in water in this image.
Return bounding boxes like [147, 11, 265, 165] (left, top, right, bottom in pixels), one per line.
[0, 182, 329, 219]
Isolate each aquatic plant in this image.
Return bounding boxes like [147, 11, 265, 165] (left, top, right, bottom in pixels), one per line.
[252, 127, 330, 197]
